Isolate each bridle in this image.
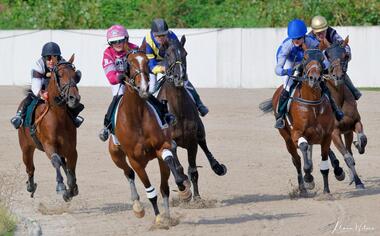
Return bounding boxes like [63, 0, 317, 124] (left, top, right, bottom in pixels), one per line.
[52, 61, 78, 105]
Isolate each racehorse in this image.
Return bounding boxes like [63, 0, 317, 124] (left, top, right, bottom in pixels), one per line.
[319, 36, 366, 189]
[260, 45, 343, 194]
[107, 49, 192, 226]
[156, 36, 227, 200]
[17, 54, 82, 201]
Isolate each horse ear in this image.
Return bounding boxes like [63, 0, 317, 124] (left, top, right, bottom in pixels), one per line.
[69, 54, 75, 63]
[343, 35, 349, 46]
[180, 35, 186, 47]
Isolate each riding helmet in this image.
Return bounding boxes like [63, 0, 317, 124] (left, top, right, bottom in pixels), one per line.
[151, 19, 169, 36]
[287, 19, 307, 39]
[41, 42, 61, 57]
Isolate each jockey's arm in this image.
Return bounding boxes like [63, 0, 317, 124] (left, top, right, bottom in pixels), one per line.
[275, 43, 292, 76]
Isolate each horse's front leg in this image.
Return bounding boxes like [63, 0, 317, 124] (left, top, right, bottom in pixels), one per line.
[295, 135, 315, 190]
[109, 142, 144, 218]
[344, 132, 365, 189]
[321, 138, 332, 194]
[353, 121, 367, 154]
[22, 145, 37, 197]
[158, 147, 192, 202]
[61, 149, 79, 202]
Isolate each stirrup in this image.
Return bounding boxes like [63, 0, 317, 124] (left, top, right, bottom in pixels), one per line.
[74, 116, 84, 128]
[198, 105, 209, 117]
[274, 117, 285, 129]
[99, 128, 110, 142]
[10, 115, 23, 129]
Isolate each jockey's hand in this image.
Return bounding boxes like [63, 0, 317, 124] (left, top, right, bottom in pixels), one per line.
[153, 65, 166, 74]
[117, 73, 126, 84]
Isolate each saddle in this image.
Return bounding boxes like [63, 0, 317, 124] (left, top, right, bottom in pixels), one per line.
[24, 97, 45, 150]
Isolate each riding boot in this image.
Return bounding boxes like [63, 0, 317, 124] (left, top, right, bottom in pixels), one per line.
[321, 81, 344, 121]
[274, 89, 290, 129]
[344, 74, 361, 100]
[148, 94, 176, 126]
[99, 95, 120, 142]
[184, 81, 209, 117]
[10, 93, 34, 129]
[67, 103, 85, 128]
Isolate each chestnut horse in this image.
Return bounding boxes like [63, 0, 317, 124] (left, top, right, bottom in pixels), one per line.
[260, 46, 341, 194]
[320, 37, 366, 189]
[17, 55, 81, 201]
[155, 36, 227, 200]
[107, 50, 191, 226]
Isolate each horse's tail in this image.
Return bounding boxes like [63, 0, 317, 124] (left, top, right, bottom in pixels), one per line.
[259, 98, 273, 114]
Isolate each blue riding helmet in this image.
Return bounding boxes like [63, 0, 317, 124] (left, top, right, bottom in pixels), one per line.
[287, 19, 307, 39]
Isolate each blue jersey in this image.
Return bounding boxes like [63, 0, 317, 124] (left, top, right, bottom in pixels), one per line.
[275, 35, 319, 76]
[143, 30, 179, 74]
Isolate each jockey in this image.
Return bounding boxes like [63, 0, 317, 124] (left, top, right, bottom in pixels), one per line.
[10, 42, 84, 129]
[99, 24, 139, 142]
[309, 15, 361, 100]
[274, 19, 344, 129]
[98, 24, 175, 142]
[143, 18, 209, 117]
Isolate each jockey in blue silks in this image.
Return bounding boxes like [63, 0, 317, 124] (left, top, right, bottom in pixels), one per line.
[274, 19, 344, 129]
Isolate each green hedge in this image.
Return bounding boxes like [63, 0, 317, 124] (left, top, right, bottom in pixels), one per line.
[0, 0, 378, 29]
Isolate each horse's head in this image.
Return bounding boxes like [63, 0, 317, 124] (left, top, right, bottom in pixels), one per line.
[126, 50, 150, 99]
[301, 44, 324, 89]
[322, 36, 349, 81]
[51, 54, 82, 108]
[163, 35, 188, 87]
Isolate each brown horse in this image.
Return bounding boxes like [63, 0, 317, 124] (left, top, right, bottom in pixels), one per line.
[17, 55, 81, 201]
[261, 45, 341, 194]
[107, 49, 191, 226]
[156, 36, 227, 200]
[320, 37, 366, 189]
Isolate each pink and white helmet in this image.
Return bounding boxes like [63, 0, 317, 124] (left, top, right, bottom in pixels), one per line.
[106, 25, 129, 43]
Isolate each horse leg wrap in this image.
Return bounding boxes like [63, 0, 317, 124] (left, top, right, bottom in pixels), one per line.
[51, 153, 62, 169]
[146, 186, 159, 215]
[298, 137, 308, 152]
[320, 160, 329, 171]
[344, 154, 355, 167]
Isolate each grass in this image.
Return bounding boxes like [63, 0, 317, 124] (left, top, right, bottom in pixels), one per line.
[0, 204, 16, 236]
[359, 87, 380, 91]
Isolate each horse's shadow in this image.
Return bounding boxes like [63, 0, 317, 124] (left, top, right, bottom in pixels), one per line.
[221, 193, 289, 206]
[183, 212, 305, 225]
[74, 202, 133, 215]
[338, 177, 380, 199]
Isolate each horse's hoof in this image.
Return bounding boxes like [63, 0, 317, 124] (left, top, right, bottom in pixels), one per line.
[304, 181, 315, 190]
[133, 201, 145, 218]
[356, 183, 365, 190]
[72, 185, 79, 197]
[213, 163, 227, 176]
[62, 191, 72, 202]
[27, 182, 37, 193]
[178, 180, 192, 202]
[56, 183, 67, 195]
[334, 168, 345, 181]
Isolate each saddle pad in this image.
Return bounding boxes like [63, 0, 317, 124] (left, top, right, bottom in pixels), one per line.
[24, 98, 43, 128]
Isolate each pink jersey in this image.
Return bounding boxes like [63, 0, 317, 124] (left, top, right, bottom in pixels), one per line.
[102, 42, 138, 85]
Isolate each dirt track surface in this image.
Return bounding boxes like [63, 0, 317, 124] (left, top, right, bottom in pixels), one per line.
[1, 86, 379, 236]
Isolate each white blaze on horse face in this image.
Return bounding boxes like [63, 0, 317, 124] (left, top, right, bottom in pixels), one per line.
[136, 55, 148, 91]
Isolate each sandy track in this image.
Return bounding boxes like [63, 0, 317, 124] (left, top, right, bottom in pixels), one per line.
[1, 86, 379, 236]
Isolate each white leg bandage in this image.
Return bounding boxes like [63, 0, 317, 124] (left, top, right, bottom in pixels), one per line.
[320, 160, 329, 170]
[298, 137, 308, 147]
[145, 186, 157, 199]
[162, 149, 172, 161]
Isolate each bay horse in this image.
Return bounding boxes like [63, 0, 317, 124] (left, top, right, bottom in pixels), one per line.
[260, 45, 343, 194]
[320, 37, 366, 189]
[17, 55, 81, 202]
[156, 36, 227, 200]
[108, 49, 192, 226]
